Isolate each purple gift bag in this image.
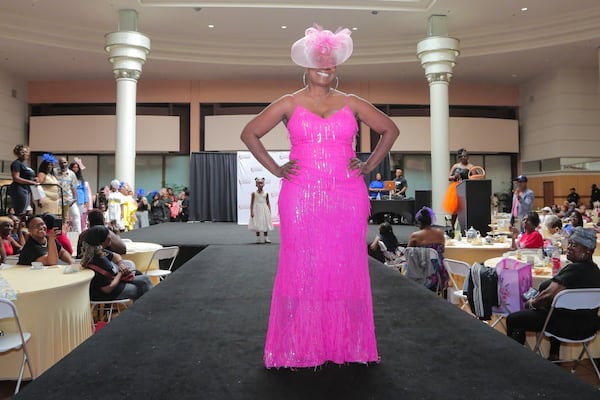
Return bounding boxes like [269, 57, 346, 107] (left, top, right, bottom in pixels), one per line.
[492, 258, 533, 314]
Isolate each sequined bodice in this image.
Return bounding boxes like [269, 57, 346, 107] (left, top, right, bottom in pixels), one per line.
[286, 104, 359, 189]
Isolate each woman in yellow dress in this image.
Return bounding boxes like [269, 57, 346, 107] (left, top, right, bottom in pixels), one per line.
[36, 153, 60, 216]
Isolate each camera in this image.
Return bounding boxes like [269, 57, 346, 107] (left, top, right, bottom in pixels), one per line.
[53, 218, 63, 234]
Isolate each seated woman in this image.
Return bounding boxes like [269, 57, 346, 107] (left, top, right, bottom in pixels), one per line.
[511, 211, 543, 250]
[76, 209, 126, 258]
[42, 213, 73, 257]
[80, 225, 152, 301]
[17, 215, 73, 265]
[368, 172, 385, 199]
[0, 216, 23, 261]
[369, 222, 400, 263]
[564, 210, 584, 235]
[507, 227, 600, 360]
[407, 207, 448, 291]
[544, 215, 568, 248]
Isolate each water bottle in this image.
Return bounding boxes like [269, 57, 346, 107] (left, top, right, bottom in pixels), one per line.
[551, 248, 561, 276]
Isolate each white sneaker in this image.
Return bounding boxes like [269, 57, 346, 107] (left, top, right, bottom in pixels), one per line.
[264, 238, 271, 244]
[260, 237, 265, 244]
[256, 237, 261, 244]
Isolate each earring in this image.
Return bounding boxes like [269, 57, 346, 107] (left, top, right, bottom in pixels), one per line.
[302, 72, 307, 87]
[334, 76, 339, 90]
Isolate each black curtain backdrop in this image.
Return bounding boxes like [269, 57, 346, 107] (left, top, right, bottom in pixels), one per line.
[357, 152, 391, 187]
[189, 152, 237, 222]
[188, 152, 388, 222]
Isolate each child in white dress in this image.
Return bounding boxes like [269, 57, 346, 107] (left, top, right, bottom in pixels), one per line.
[248, 178, 273, 243]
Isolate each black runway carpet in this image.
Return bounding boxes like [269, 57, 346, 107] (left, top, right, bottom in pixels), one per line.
[15, 223, 600, 399]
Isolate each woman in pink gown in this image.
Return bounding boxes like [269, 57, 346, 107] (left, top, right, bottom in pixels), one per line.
[241, 25, 399, 368]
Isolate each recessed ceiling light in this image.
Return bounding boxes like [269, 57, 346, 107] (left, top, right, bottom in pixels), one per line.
[511, 74, 518, 78]
[208, 24, 215, 28]
[281, 25, 287, 29]
[521, 7, 528, 11]
[352, 27, 358, 31]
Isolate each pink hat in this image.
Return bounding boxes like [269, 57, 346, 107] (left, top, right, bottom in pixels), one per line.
[291, 24, 353, 69]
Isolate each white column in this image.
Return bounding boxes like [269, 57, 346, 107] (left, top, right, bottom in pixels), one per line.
[429, 78, 450, 220]
[115, 78, 138, 188]
[105, 10, 150, 190]
[417, 33, 459, 221]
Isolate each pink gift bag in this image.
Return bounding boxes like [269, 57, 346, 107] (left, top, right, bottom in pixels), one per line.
[492, 258, 533, 314]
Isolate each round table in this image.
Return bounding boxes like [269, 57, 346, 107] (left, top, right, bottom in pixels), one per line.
[122, 242, 163, 284]
[484, 255, 600, 288]
[444, 240, 512, 265]
[0, 265, 93, 379]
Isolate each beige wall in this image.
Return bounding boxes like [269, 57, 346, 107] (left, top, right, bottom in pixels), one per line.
[29, 115, 180, 153]
[0, 68, 28, 174]
[28, 79, 519, 152]
[527, 173, 600, 209]
[519, 68, 600, 162]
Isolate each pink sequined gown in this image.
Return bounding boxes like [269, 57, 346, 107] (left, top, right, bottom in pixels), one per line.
[264, 100, 379, 368]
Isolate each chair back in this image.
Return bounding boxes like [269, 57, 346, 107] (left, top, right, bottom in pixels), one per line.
[444, 258, 470, 290]
[146, 246, 180, 274]
[552, 288, 600, 311]
[0, 298, 17, 320]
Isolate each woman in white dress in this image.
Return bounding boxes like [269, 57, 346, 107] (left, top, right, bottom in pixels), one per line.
[248, 178, 273, 243]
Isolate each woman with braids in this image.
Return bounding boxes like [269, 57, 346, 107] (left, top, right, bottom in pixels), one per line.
[81, 225, 152, 301]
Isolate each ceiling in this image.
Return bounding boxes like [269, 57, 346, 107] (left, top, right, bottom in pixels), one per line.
[0, 0, 599, 85]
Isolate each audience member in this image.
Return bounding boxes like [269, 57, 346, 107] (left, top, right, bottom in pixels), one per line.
[9, 144, 38, 217]
[120, 183, 138, 231]
[564, 210, 584, 235]
[369, 222, 400, 263]
[539, 206, 553, 226]
[511, 175, 534, 232]
[178, 190, 189, 222]
[18, 215, 73, 266]
[55, 157, 80, 233]
[107, 179, 125, 232]
[42, 213, 73, 256]
[135, 189, 150, 228]
[150, 191, 169, 224]
[511, 211, 543, 250]
[368, 172, 385, 199]
[507, 227, 600, 361]
[77, 209, 127, 258]
[69, 160, 93, 232]
[0, 217, 22, 261]
[36, 153, 60, 215]
[80, 225, 152, 301]
[590, 184, 600, 208]
[407, 207, 448, 291]
[566, 187, 580, 206]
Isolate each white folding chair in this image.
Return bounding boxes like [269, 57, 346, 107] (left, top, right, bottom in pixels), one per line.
[533, 288, 600, 381]
[0, 299, 33, 394]
[444, 258, 471, 310]
[143, 246, 179, 281]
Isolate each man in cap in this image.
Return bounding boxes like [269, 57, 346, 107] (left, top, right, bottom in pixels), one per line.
[511, 175, 534, 232]
[506, 227, 600, 360]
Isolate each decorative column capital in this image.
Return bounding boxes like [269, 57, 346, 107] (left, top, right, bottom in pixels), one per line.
[416, 36, 460, 84]
[105, 31, 151, 81]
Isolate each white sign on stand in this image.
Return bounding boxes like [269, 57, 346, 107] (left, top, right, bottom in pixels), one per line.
[236, 151, 289, 225]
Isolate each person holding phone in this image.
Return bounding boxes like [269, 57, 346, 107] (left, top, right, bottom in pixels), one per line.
[17, 215, 74, 266]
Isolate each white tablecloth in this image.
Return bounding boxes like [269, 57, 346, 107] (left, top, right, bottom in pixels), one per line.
[0, 265, 93, 379]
